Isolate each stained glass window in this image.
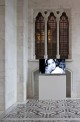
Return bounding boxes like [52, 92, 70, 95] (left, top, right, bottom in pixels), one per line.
[59, 12, 69, 58]
[35, 11, 69, 59]
[47, 12, 57, 58]
[35, 12, 45, 59]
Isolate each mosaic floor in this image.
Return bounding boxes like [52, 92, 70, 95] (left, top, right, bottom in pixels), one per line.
[1, 99, 80, 122]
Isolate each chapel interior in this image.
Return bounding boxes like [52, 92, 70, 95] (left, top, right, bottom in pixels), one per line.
[0, 0, 80, 121]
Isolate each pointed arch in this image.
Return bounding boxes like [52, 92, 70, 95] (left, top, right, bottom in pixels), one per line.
[59, 12, 69, 58]
[47, 12, 57, 58]
[35, 12, 45, 59]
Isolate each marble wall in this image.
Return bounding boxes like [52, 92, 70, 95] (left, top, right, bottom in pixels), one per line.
[17, 0, 24, 102]
[0, 0, 5, 111]
[17, 0, 28, 102]
[5, 0, 17, 109]
[0, 0, 28, 111]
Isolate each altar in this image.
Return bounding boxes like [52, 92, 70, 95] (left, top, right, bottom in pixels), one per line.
[39, 75, 66, 100]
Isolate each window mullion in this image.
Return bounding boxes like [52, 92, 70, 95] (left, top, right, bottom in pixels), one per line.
[56, 18, 60, 58]
[33, 18, 36, 59]
[44, 18, 48, 59]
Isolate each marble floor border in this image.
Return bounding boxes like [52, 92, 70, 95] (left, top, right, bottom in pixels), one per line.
[1, 120, 80, 122]
[1, 118, 80, 120]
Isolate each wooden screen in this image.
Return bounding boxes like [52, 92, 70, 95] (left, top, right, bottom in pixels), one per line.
[47, 12, 57, 58]
[35, 12, 45, 59]
[59, 12, 69, 59]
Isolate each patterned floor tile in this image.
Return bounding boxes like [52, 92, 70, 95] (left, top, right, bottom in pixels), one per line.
[1, 99, 80, 122]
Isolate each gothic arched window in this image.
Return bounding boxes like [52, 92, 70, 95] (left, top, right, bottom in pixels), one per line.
[59, 12, 69, 58]
[47, 12, 57, 58]
[35, 12, 45, 59]
[34, 11, 70, 59]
